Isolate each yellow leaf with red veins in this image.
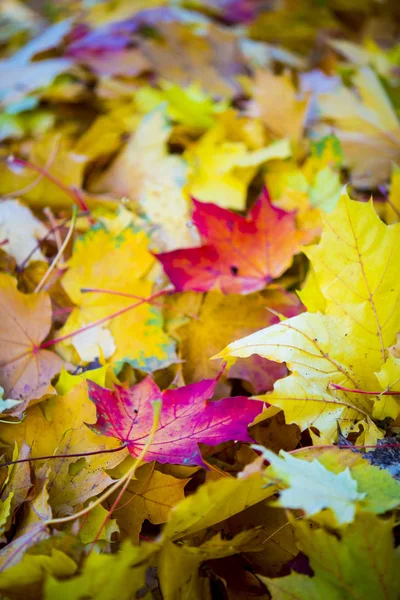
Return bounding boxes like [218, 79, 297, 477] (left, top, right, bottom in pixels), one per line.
[58, 225, 176, 372]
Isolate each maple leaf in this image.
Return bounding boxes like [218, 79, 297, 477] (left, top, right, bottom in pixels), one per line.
[93, 106, 198, 251]
[303, 193, 400, 358]
[216, 193, 400, 442]
[162, 459, 277, 541]
[265, 135, 343, 241]
[184, 111, 291, 210]
[0, 374, 128, 516]
[250, 70, 309, 143]
[165, 288, 302, 388]
[58, 224, 176, 371]
[44, 541, 150, 600]
[315, 67, 400, 188]
[135, 82, 228, 130]
[261, 513, 400, 600]
[106, 462, 188, 544]
[295, 446, 400, 515]
[257, 447, 366, 525]
[0, 274, 62, 413]
[0, 200, 48, 264]
[156, 189, 303, 294]
[0, 133, 87, 209]
[157, 530, 269, 600]
[87, 377, 262, 466]
[0, 545, 77, 599]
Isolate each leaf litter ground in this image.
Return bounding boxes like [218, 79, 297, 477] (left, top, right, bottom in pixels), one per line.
[0, 1, 399, 598]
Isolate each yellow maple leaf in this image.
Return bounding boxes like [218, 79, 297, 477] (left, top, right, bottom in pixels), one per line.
[58, 225, 176, 372]
[93, 106, 197, 251]
[315, 67, 400, 188]
[216, 312, 383, 442]
[304, 192, 400, 360]
[0, 133, 87, 209]
[185, 111, 291, 210]
[385, 164, 400, 224]
[216, 193, 400, 443]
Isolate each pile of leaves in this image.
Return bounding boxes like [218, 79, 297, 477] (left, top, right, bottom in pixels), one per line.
[0, 0, 399, 597]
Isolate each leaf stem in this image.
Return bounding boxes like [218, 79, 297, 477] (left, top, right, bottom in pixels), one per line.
[329, 382, 400, 395]
[17, 211, 88, 271]
[89, 399, 162, 549]
[34, 206, 77, 293]
[40, 289, 168, 349]
[45, 398, 162, 528]
[0, 442, 130, 469]
[80, 287, 166, 308]
[7, 155, 90, 214]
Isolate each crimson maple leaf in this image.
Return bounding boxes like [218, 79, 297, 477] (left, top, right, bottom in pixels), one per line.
[155, 188, 303, 294]
[87, 377, 262, 466]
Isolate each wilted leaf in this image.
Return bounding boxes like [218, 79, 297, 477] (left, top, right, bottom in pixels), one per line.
[0, 274, 62, 412]
[107, 462, 188, 543]
[162, 462, 276, 541]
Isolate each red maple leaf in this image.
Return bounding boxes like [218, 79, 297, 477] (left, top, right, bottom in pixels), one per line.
[155, 188, 303, 294]
[87, 377, 262, 466]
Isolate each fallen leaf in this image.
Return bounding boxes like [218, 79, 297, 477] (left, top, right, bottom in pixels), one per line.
[216, 193, 400, 442]
[165, 288, 301, 387]
[43, 541, 150, 600]
[156, 188, 303, 294]
[107, 462, 188, 543]
[185, 112, 291, 210]
[257, 447, 366, 525]
[79, 505, 119, 545]
[88, 376, 262, 466]
[215, 311, 383, 442]
[0, 378, 128, 516]
[0, 200, 48, 264]
[304, 192, 400, 358]
[315, 67, 400, 188]
[261, 513, 400, 600]
[0, 546, 76, 600]
[0, 133, 87, 209]
[250, 70, 309, 143]
[58, 224, 176, 371]
[0, 274, 62, 412]
[290, 444, 400, 509]
[162, 462, 276, 541]
[93, 106, 198, 251]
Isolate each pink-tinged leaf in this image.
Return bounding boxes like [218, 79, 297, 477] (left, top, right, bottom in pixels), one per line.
[155, 189, 303, 294]
[229, 355, 288, 395]
[87, 377, 262, 467]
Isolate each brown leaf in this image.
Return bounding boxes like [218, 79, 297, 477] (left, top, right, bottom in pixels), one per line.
[0, 274, 62, 413]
